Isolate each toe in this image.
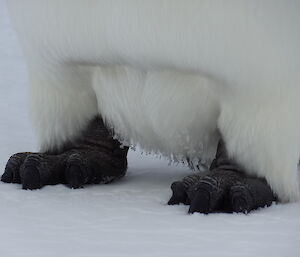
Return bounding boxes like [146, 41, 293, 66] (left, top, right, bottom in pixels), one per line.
[22, 166, 41, 190]
[2, 153, 29, 184]
[65, 165, 86, 189]
[229, 184, 254, 213]
[188, 189, 211, 214]
[168, 181, 188, 205]
[20, 155, 44, 190]
[65, 153, 89, 189]
[1, 170, 13, 183]
[188, 176, 222, 214]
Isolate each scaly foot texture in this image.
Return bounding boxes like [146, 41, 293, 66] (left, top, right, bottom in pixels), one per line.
[168, 141, 276, 214]
[1, 117, 129, 189]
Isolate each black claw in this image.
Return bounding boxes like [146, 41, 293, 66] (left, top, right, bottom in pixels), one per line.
[188, 189, 211, 214]
[187, 177, 222, 214]
[65, 164, 86, 189]
[20, 154, 46, 190]
[22, 166, 41, 190]
[2, 153, 28, 184]
[65, 153, 89, 189]
[168, 181, 188, 205]
[231, 197, 249, 214]
[230, 185, 253, 213]
[1, 172, 13, 183]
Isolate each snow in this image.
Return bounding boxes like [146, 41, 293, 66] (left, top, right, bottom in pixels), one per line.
[0, 1, 299, 256]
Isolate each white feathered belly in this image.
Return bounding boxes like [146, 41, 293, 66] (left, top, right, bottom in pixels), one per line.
[93, 66, 220, 165]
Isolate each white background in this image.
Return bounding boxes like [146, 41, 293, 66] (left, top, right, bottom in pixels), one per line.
[0, 1, 299, 256]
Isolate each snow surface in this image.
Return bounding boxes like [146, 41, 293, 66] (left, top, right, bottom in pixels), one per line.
[0, 1, 299, 256]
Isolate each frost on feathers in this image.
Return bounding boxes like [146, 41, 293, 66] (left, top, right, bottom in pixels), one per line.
[7, 0, 300, 202]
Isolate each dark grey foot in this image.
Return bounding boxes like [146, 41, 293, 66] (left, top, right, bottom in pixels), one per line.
[168, 140, 276, 214]
[2, 117, 128, 190]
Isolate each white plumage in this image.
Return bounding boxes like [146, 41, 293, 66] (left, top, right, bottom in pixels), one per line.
[7, 0, 300, 202]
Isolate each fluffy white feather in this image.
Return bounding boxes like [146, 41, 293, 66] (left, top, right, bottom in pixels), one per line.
[7, 0, 300, 202]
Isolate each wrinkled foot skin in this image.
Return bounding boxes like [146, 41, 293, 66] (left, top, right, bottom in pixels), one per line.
[168, 140, 276, 214]
[2, 117, 129, 190]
